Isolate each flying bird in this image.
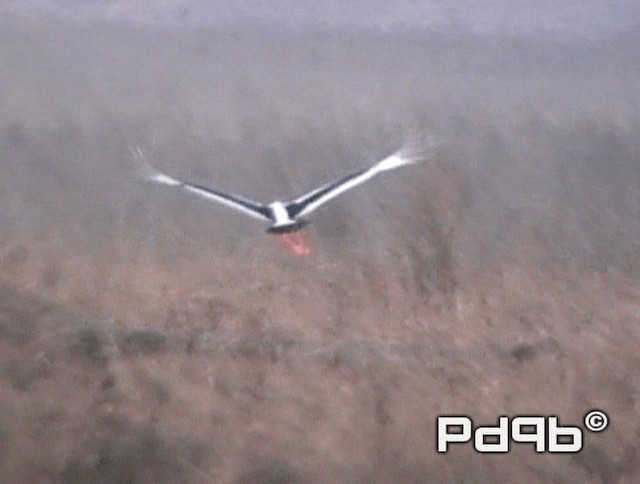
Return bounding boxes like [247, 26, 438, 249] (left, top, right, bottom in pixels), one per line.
[134, 146, 423, 254]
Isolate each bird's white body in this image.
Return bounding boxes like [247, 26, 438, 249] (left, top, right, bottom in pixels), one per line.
[268, 201, 293, 226]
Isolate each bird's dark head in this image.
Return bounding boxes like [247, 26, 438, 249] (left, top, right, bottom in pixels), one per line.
[266, 220, 308, 234]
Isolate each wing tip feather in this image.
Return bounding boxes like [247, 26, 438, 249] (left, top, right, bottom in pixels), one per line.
[129, 146, 182, 186]
[397, 132, 443, 162]
[377, 151, 418, 171]
[148, 172, 181, 186]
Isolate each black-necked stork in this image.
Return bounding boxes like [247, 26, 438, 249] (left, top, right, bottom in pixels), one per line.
[137, 147, 421, 255]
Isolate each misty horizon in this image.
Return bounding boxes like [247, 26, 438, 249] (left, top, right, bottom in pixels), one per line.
[2, 0, 640, 38]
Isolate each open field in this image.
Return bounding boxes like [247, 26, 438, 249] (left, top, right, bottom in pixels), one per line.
[1, 14, 639, 483]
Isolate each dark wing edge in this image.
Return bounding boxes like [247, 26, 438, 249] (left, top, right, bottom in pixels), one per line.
[132, 147, 272, 222]
[285, 167, 370, 219]
[181, 183, 273, 221]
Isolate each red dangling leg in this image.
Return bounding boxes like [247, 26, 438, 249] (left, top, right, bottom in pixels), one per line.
[278, 231, 311, 256]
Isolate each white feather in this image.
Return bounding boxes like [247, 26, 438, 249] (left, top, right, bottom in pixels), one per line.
[149, 172, 181, 186]
[374, 152, 417, 172]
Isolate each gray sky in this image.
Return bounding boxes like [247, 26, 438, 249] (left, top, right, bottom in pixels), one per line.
[2, 0, 639, 37]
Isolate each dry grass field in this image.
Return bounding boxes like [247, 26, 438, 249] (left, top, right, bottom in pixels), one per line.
[1, 13, 639, 483]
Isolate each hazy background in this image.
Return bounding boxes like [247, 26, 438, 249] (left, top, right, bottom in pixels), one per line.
[4, 0, 640, 35]
[1, 2, 639, 483]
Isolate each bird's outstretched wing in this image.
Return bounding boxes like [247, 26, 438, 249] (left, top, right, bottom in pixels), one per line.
[285, 148, 420, 219]
[132, 148, 272, 222]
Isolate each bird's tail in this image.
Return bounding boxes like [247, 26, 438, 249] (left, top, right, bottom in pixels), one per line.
[129, 146, 181, 187]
